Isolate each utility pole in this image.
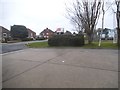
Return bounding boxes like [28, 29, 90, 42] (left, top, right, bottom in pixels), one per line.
[113, 11, 117, 43]
[99, 1, 105, 46]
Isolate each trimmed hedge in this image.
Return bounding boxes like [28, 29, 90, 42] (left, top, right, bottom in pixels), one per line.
[48, 35, 84, 46]
[21, 38, 33, 41]
[36, 37, 46, 40]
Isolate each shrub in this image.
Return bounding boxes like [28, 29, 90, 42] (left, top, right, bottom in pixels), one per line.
[48, 35, 84, 46]
[21, 38, 33, 41]
[36, 37, 46, 40]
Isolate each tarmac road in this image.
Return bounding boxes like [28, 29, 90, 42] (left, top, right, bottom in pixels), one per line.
[0, 40, 47, 54]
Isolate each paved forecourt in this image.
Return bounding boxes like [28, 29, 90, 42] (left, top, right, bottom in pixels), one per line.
[2, 48, 118, 88]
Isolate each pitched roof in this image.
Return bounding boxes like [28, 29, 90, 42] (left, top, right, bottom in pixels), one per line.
[27, 28, 36, 34]
[0, 26, 10, 32]
[40, 28, 54, 34]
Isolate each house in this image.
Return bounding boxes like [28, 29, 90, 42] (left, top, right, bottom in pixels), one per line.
[55, 28, 64, 35]
[0, 26, 10, 42]
[102, 28, 117, 40]
[64, 31, 72, 35]
[97, 28, 117, 40]
[27, 28, 36, 40]
[40, 28, 54, 39]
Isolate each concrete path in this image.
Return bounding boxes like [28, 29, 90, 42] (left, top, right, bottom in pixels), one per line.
[2, 48, 118, 88]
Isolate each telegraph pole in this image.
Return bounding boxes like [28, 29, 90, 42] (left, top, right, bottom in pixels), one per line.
[113, 11, 117, 43]
[99, 1, 105, 47]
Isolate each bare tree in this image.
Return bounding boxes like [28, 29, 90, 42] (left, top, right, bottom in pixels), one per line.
[115, 0, 120, 47]
[66, 0, 102, 44]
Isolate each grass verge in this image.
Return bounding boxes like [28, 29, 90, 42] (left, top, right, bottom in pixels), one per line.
[27, 41, 118, 49]
[82, 41, 118, 49]
[27, 41, 49, 48]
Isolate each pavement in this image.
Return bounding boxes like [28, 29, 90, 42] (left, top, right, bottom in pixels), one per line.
[2, 48, 118, 88]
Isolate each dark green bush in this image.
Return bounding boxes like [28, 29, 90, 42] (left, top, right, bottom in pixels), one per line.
[10, 25, 28, 39]
[36, 37, 46, 40]
[48, 35, 84, 46]
[21, 38, 33, 41]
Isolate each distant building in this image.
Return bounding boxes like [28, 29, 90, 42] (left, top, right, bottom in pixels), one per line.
[0, 26, 10, 42]
[27, 28, 36, 40]
[40, 28, 54, 39]
[55, 28, 64, 35]
[97, 28, 117, 40]
[64, 31, 72, 35]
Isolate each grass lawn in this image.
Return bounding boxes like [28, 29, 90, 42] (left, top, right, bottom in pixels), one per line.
[82, 41, 118, 49]
[27, 41, 118, 49]
[27, 41, 49, 48]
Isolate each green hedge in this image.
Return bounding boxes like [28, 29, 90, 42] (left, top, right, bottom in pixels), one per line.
[21, 38, 33, 41]
[36, 37, 46, 40]
[48, 35, 84, 46]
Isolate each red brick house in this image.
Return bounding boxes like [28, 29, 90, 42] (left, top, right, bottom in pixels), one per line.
[40, 28, 54, 39]
[27, 28, 36, 40]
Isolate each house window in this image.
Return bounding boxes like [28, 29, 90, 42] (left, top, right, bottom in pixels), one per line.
[47, 36, 49, 38]
[31, 33, 33, 37]
[46, 33, 49, 35]
[3, 33, 7, 37]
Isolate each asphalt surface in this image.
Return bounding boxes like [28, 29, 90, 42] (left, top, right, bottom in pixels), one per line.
[2, 48, 118, 88]
[1, 43, 28, 54]
[0, 40, 47, 54]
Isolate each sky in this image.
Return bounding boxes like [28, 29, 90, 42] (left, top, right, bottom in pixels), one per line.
[0, 0, 117, 35]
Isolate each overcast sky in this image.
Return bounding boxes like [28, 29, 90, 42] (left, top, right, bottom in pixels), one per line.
[0, 0, 117, 35]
